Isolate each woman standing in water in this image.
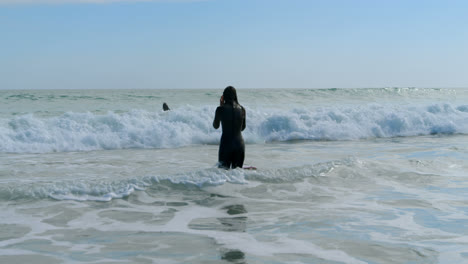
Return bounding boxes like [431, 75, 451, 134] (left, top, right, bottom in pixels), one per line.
[213, 86, 246, 169]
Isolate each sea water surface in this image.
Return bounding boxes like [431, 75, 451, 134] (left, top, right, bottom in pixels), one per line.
[1, 88, 468, 263]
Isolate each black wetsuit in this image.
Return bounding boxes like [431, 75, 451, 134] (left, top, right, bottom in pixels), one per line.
[213, 103, 246, 169]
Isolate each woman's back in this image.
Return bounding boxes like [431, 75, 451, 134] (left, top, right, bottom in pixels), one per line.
[217, 103, 245, 138]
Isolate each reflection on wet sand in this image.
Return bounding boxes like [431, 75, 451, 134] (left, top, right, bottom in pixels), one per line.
[222, 249, 246, 264]
[189, 204, 248, 262]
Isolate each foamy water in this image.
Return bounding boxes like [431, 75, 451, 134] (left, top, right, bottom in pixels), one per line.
[1, 88, 468, 263]
[2, 89, 468, 153]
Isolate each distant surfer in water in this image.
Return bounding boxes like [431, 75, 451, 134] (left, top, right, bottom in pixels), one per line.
[213, 86, 246, 169]
[163, 102, 170, 111]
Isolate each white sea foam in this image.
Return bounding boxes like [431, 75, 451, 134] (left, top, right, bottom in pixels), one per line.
[1, 88, 467, 263]
[0, 167, 250, 201]
[0, 156, 434, 202]
[1, 103, 468, 153]
[0, 158, 359, 202]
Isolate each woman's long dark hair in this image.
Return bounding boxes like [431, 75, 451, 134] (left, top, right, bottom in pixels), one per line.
[223, 86, 239, 105]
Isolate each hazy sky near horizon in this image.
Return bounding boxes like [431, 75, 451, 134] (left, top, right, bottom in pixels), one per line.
[1, 0, 467, 89]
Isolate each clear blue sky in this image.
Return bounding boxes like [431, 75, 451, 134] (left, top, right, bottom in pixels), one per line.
[1, 0, 467, 89]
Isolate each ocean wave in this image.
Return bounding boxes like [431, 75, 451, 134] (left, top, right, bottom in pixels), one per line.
[0, 158, 354, 201]
[1, 103, 468, 153]
[0, 156, 450, 202]
[0, 167, 248, 201]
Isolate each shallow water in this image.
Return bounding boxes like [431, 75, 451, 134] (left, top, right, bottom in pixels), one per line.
[1, 88, 468, 263]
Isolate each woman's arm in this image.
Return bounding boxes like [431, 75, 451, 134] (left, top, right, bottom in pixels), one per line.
[213, 107, 221, 129]
[213, 95, 224, 129]
[241, 107, 246, 131]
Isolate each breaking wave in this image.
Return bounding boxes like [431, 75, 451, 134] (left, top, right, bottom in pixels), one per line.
[1, 103, 468, 153]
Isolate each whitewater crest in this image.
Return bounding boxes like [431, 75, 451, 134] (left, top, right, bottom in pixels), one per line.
[1, 103, 468, 153]
[0, 158, 360, 202]
[0, 167, 250, 201]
